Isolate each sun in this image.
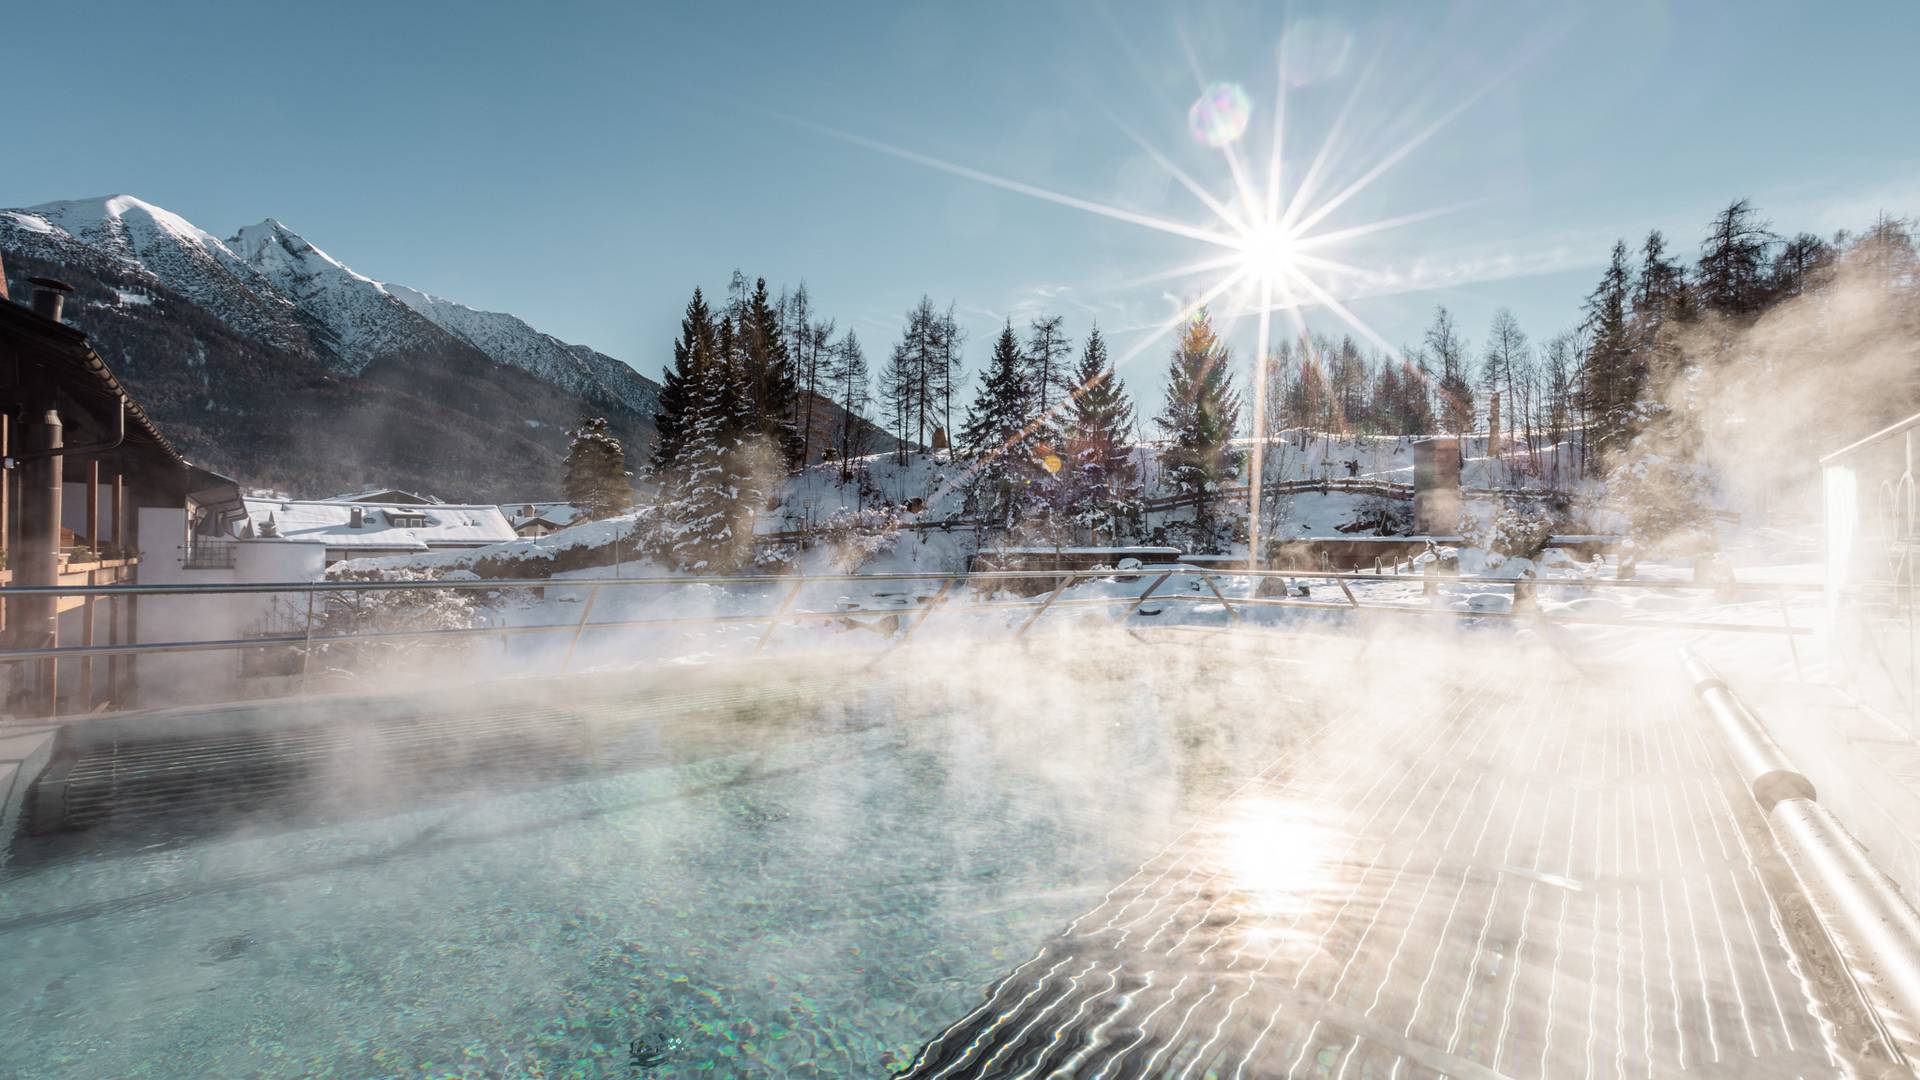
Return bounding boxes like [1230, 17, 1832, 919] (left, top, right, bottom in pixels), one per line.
[1237, 222, 1299, 290]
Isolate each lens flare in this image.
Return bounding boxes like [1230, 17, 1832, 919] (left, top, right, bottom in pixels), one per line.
[1187, 82, 1251, 148]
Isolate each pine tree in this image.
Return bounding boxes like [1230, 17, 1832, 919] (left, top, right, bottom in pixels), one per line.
[651, 289, 718, 478]
[960, 321, 1044, 527]
[1580, 240, 1638, 459]
[1154, 310, 1243, 551]
[741, 277, 804, 471]
[564, 416, 633, 520]
[1064, 326, 1139, 539]
[664, 360, 744, 572]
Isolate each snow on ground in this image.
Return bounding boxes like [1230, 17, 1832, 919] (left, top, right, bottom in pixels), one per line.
[307, 427, 1808, 696]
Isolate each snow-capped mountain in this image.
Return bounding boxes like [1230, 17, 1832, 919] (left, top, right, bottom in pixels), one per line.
[386, 283, 659, 418]
[5, 195, 320, 355]
[225, 218, 453, 376]
[0, 194, 661, 500]
[1, 195, 660, 410]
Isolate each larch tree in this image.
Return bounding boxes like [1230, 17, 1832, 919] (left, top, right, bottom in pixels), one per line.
[1426, 306, 1475, 439]
[1024, 314, 1074, 434]
[826, 328, 871, 481]
[1695, 198, 1777, 319]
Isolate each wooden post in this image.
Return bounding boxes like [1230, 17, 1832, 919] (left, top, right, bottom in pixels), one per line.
[111, 472, 123, 557]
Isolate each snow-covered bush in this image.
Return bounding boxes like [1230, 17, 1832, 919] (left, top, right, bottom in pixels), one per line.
[1608, 453, 1716, 556]
[293, 567, 485, 683]
[1483, 501, 1556, 557]
[819, 506, 899, 572]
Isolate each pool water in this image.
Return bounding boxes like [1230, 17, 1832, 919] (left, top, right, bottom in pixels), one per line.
[0, 642, 1311, 1078]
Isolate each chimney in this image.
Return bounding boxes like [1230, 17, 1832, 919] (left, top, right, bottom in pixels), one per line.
[349, 506, 364, 529]
[28, 277, 73, 323]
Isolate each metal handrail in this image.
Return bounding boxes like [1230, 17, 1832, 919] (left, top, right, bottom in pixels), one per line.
[0, 565, 1815, 668]
[1820, 411, 1920, 465]
[0, 566, 1825, 598]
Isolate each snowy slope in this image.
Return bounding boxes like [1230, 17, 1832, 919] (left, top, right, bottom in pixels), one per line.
[387, 283, 659, 416]
[3, 195, 320, 355]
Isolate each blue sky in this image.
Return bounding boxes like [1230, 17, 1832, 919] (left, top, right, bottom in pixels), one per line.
[9, 0, 1918, 399]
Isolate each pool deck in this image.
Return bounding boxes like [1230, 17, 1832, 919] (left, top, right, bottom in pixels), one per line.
[901, 657, 1898, 1078]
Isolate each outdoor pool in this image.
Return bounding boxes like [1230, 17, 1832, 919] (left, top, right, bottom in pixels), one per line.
[0, 641, 1312, 1078]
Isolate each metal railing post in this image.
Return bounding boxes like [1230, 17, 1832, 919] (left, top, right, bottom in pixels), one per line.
[895, 577, 953, 646]
[1126, 571, 1174, 617]
[1779, 593, 1804, 680]
[299, 590, 316, 692]
[1202, 574, 1242, 622]
[1016, 574, 1073, 638]
[559, 584, 602, 673]
[754, 578, 806, 655]
[1336, 577, 1359, 607]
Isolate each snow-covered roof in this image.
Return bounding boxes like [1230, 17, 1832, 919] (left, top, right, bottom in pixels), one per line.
[500, 501, 587, 529]
[240, 499, 516, 550]
[323, 487, 442, 505]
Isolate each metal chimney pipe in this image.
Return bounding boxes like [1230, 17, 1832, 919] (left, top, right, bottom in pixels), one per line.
[28, 277, 73, 323]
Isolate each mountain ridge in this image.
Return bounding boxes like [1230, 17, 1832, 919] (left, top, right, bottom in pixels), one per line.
[0, 194, 662, 501]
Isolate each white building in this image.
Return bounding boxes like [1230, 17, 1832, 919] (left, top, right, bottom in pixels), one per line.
[239, 499, 518, 565]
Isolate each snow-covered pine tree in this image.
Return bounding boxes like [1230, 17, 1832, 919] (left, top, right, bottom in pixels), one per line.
[742, 276, 804, 471]
[1154, 309, 1243, 552]
[651, 288, 719, 479]
[960, 321, 1044, 528]
[1064, 326, 1139, 541]
[664, 341, 756, 572]
[564, 416, 633, 520]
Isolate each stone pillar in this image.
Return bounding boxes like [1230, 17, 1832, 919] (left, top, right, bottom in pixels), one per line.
[1412, 437, 1461, 535]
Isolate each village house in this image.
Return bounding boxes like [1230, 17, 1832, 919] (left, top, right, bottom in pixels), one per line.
[501, 501, 585, 538]
[239, 498, 517, 565]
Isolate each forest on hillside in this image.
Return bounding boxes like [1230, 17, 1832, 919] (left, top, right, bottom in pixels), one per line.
[603, 199, 1920, 570]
